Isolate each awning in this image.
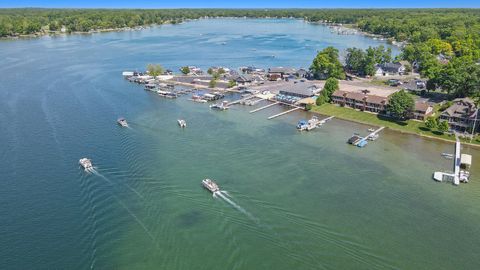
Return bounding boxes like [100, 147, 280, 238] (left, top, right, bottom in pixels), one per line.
[461, 154, 472, 166]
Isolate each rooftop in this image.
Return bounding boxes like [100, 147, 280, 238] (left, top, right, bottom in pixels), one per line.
[279, 81, 319, 97]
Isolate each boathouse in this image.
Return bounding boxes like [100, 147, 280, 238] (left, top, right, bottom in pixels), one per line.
[278, 81, 320, 98]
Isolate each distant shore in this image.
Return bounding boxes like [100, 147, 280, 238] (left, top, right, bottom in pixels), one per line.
[0, 17, 395, 42]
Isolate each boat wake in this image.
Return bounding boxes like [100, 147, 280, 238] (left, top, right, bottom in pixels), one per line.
[214, 191, 257, 222]
[90, 168, 144, 200]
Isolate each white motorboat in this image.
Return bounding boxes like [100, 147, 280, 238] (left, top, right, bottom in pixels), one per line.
[210, 101, 230, 110]
[117, 118, 128, 127]
[178, 119, 187, 128]
[202, 179, 220, 193]
[79, 158, 93, 171]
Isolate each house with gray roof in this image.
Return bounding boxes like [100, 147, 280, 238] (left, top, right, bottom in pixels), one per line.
[374, 63, 406, 76]
[278, 81, 319, 98]
[440, 98, 479, 132]
[268, 67, 297, 79]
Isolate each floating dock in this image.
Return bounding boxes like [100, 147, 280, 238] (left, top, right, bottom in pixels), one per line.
[250, 102, 280, 113]
[349, 126, 385, 147]
[268, 107, 301, 120]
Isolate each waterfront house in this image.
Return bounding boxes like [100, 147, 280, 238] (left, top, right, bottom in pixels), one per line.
[413, 102, 433, 120]
[240, 66, 265, 74]
[268, 67, 297, 79]
[231, 74, 265, 85]
[278, 81, 320, 98]
[331, 90, 389, 113]
[374, 63, 406, 76]
[440, 98, 479, 132]
[233, 75, 252, 85]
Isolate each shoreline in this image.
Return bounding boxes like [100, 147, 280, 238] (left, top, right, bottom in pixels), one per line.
[0, 17, 395, 42]
[309, 105, 480, 148]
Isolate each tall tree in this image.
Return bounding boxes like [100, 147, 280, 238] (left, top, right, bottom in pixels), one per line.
[321, 78, 339, 102]
[310, 47, 345, 80]
[147, 64, 164, 77]
[386, 90, 415, 120]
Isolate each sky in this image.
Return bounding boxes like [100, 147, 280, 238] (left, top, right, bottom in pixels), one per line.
[0, 0, 479, 8]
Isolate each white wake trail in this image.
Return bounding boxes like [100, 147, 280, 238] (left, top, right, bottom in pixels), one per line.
[215, 191, 257, 222]
[91, 169, 144, 200]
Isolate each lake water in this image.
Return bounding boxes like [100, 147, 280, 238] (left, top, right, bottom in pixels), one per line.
[0, 19, 479, 270]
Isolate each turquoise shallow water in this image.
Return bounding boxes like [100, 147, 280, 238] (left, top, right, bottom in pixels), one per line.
[0, 19, 479, 270]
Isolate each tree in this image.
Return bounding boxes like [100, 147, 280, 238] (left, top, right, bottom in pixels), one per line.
[147, 64, 164, 77]
[386, 90, 415, 120]
[436, 58, 480, 97]
[207, 68, 213, 75]
[426, 79, 437, 92]
[345, 47, 366, 74]
[227, 80, 236, 88]
[404, 63, 412, 74]
[316, 94, 327, 106]
[212, 72, 220, 80]
[310, 47, 345, 80]
[321, 77, 339, 102]
[180, 66, 190, 75]
[438, 120, 450, 133]
[209, 79, 217, 88]
[424, 116, 438, 130]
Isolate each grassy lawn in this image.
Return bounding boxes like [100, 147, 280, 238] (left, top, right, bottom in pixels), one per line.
[311, 103, 480, 145]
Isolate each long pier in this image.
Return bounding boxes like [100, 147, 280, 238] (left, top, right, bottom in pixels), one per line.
[250, 102, 280, 113]
[366, 126, 385, 139]
[355, 126, 385, 146]
[453, 138, 461, 185]
[319, 116, 335, 124]
[227, 95, 257, 106]
[268, 107, 301, 120]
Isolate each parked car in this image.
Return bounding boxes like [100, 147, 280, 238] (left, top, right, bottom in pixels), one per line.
[388, 79, 402, 87]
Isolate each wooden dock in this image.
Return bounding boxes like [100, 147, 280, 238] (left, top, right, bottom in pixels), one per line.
[319, 116, 335, 124]
[268, 107, 301, 120]
[366, 126, 385, 139]
[355, 126, 385, 146]
[250, 102, 280, 113]
[227, 95, 257, 106]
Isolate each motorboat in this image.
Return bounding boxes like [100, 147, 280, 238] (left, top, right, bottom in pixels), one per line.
[296, 120, 308, 131]
[191, 94, 207, 103]
[210, 101, 230, 110]
[367, 128, 375, 132]
[202, 179, 220, 193]
[460, 170, 470, 183]
[79, 158, 93, 171]
[348, 135, 362, 145]
[178, 119, 187, 128]
[117, 118, 128, 127]
[368, 133, 379, 141]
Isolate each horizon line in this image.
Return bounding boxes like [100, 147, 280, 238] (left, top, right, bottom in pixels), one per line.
[2, 7, 480, 9]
